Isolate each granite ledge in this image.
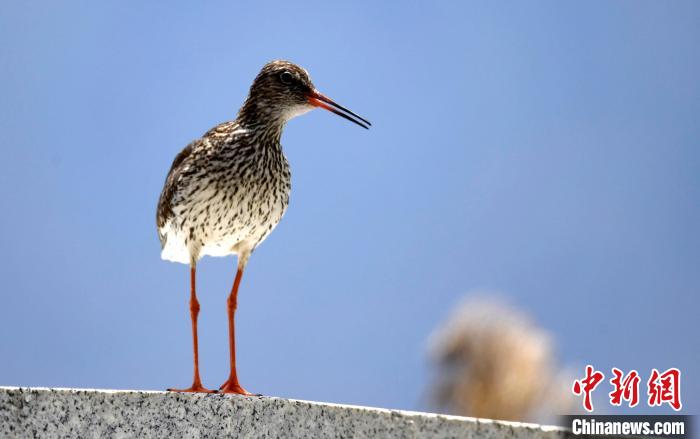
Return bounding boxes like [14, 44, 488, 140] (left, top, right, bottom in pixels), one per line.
[0, 386, 572, 438]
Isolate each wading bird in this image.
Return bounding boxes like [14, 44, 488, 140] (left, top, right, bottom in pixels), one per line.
[156, 61, 370, 394]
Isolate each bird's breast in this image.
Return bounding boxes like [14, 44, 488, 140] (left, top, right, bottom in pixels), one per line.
[192, 148, 291, 249]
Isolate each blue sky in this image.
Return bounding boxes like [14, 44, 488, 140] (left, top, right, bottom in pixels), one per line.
[1, 1, 698, 415]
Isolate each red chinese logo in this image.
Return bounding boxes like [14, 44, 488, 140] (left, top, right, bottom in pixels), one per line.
[609, 368, 640, 407]
[647, 368, 682, 411]
[572, 366, 682, 412]
[572, 365, 605, 412]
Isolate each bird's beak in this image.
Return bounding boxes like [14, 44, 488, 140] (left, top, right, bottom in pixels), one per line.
[307, 90, 371, 130]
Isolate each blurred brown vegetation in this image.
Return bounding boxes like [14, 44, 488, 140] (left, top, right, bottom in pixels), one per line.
[428, 296, 574, 423]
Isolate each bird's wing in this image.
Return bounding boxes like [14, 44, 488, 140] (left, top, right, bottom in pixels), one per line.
[156, 121, 244, 246]
[156, 140, 198, 238]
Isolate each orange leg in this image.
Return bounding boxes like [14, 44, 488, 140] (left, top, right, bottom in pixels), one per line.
[219, 266, 253, 395]
[169, 265, 214, 393]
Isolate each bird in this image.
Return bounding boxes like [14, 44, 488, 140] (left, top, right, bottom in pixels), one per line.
[156, 60, 370, 394]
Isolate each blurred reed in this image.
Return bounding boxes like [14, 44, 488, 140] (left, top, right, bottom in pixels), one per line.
[427, 295, 574, 423]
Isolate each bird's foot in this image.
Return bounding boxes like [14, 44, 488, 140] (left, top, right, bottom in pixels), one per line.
[218, 378, 256, 395]
[167, 383, 216, 393]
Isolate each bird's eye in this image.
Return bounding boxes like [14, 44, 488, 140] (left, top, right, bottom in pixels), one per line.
[279, 71, 294, 85]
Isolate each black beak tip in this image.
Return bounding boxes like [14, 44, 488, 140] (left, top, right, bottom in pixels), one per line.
[310, 92, 371, 130]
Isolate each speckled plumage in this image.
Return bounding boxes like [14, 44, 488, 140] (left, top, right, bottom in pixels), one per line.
[156, 120, 291, 266]
[155, 60, 369, 394]
[157, 61, 312, 266]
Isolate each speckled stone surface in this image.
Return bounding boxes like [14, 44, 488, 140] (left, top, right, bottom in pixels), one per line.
[0, 387, 572, 438]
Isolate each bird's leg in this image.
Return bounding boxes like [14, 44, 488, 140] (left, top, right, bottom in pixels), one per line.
[168, 264, 215, 393]
[219, 262, 253, 395]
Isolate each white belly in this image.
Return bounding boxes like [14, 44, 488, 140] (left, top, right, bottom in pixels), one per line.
[159, 183, 288, 265]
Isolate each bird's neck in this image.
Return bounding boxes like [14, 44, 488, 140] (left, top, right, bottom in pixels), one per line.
[236, 97, 287, 145]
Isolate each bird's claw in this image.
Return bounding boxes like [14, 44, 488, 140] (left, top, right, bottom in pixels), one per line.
[167, 384, 216, 393]
[218, 379, 256, 395]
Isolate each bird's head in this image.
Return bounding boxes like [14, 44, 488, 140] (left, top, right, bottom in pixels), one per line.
[242, 60, 370, 129]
